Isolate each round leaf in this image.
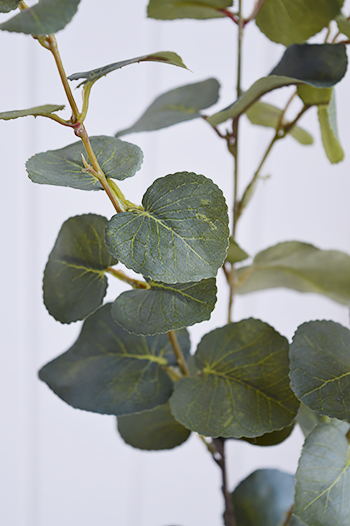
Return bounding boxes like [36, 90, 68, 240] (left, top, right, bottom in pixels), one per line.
[170, 319, 299, 438]
[147, 0, 233, 20]
[0, 0, 21, 13]
[43, 214, 117, 324]
[105, 172, 229, 284]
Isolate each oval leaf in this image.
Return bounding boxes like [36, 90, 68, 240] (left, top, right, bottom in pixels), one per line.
[105, 172, 229, 284]
[256, 0, 344, 46]
[112, 278, 217, 336]
[236, 241, 350, 305]
[26, 136, 143, 191]
[43, 214, 117, 324]
[147, 0, 233, 19]
[117, 402, 191, 450]
[226, 238, 249, 264]
[208, 44, 347, 127]
[39, 304, 190, 416]
[116, 78, 220, 137]
[0, 0, 81, 35]
[170, 319, 299, 438]
[0, 104, 65, 120]
[0, 0, 21, 13]
[295, 423, 350, 526]
[290, 320, 350, 422]
[318, 90, 344, 164]
[232, 469, 295, 526]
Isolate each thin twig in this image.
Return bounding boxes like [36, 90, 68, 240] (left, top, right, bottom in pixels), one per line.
[168, 330, 190, 377]
[213, 438, 236, 526]
[106, 268, 150, 289]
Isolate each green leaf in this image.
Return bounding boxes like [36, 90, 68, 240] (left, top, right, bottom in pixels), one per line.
[0, 104, 65, 120]
[68, 52, 188, 87]
[294, 423, 350, 526]
[241, 423, 295, 447]
[43, 214, 117, 324]
[318, 90, 344, 164]
[39, 304, 190, 415]
[256, 0, 344, 46]
[290, 320, 350, 422]
[246, 101, 313, 145]
[115, 78, 220, 137]
[226, 238, 249, 264]
[0, 0, 80, 35]
[147, 0, 232, 19]
[232, 469, 295, 526]
[297, 403, 349, 439]
[111, 278, 217, 336]
[236, 241, 350, 305]
[117, 402, 191, 450]
[208, 44, 347, 127]
[336, 13, 350, 39]
[170, 319, 299, 438]
[0, 0, 22, 14]
[105, 172, 229, 284]
[297, 85, 333, 106]
[26, 136, 143, 191]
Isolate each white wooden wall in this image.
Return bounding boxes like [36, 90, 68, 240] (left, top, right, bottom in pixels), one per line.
[1, 1, 350, 525]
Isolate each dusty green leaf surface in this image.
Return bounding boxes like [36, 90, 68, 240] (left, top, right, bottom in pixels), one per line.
[26, 136, 143, 191]
[336, 13, 350, 39]
[0, 104, 65, 120]
[226, 238, 249, 264]
[232, 469, 295, 526]
[236, 241, 350, 305]
[297, 403, 349, 439]
[112, 278, 217, 336]
[43, 214, 117, 324]
[241, 423, 294, 447]
[290, 321, 350, 422]
[295, 423, 350, 526]
[297, 85, 333, 106]
[0, 0, 80, 35]
[147, 0, 232, 19]
[208, 44, 347, 126]
[318, 90, 344, 164]
[256, 0, 344, 46]
[39, 304, 190, 415]
[0, 0, 20, 13]
[117, 402, 191, 450]
[68, 52, 188, 87]
[170, 319, 299, 438]
[116, 78, 220, 136]
[105, 172, 229, 284]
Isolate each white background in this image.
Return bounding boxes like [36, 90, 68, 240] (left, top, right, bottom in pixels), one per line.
[1, 1, 350, 525]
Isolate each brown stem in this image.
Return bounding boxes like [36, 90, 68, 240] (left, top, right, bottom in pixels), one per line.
[282, 505, 294, 526]
[346, 428, 350, 443]
[168, 330, 190, 377]
[218, 9, 239, 24]
[244, 0, 266, 24]
[106, 268, 150, 289]
[213, 438, 237, 526]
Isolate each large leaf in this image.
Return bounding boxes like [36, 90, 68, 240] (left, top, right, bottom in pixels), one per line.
[43, 214, 117, 324]
[318, 90, 344, 164]
[0, 0, 80, 35]
[208, 44, 347, 127]
[256, 0, 344, 46]
[236, 241, 350, 305]
[232, 469, 295, 526]
[294, 423, 350, 525]
[26, 136, 143, 191]
[111, 278, 217, 336]
[39, 304, 190, 416]
[68, 52, 188, 87]
[0, 104, 65, 120]
[0, 0, 20, 13]
[115, 78, 220, 137]
[105, 172, 229, 284]
[290, 321, 350, 422]
[246, 101, 313, 145]
[117, 402, 191, 450]
[147, 0, 232, 19]
[170, 319, 299, 438]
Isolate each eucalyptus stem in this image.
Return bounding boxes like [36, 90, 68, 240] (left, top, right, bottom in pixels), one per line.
[213, 438, 236, 526]
[168, 330, 190, 377]
[282, 505, 294, 526]
[106, 268, 150, 289]
[346, 428, 350, 443]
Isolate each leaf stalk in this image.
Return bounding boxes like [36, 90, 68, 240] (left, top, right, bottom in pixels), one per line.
[168, 330, 190, 377]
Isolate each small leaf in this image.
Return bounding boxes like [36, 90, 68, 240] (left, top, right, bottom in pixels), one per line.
[290, 320, 350, 422]
[43, 214, 117, 324]
[147, 0, 232, 20]
[0, 104, 65, 120]
[246, 101, 313, 145]
[231, 469, 295, 526]
[336, 13, 350, 39]
[241, 423, 295, 447]
[26, 136, 143, 191]
[297, 403, 349, 438]
[105, 172, 229, 284]
[226, 238, 249, 264]
[112, 278, 217, 336]
[68, 52, 188, 87]
[236, 241, 350, 305]
[295, 423, 350, 525]
[297, 85, 333, 106]
[318, 90, 344, 164]
[117, 402, 191, 450]
[0, 0, 20, 13]
[256, 0, 344, 46]
[208, 44, 347, 127]
[39, 304, 190, 416]
[170, 319, 299, 438]
[0, 0, 81, 35]
[115, 78, 220, 137]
